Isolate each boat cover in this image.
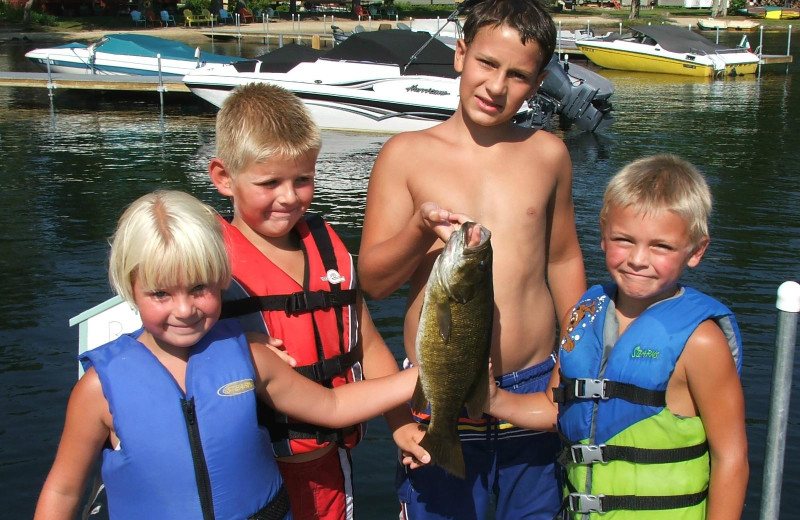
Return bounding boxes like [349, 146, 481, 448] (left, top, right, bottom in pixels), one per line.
[631, 25, 738, 54]
[97, 34, 244, 64]
[250, 44, 327, 73]
[324, 30, 459, 78]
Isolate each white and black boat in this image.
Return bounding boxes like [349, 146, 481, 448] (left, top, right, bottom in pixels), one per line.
[183, 29, 613, 133]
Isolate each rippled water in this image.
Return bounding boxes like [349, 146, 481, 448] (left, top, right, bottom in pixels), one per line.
[0, 29, 798, 518]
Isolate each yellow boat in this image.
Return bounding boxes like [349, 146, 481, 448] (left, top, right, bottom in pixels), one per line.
[576, 25, 760, 77]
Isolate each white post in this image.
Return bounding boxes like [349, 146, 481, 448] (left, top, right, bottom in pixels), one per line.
[619, 22, 622, 35]
[759, 281, 800, 520]
[369, 15, 372, 31]
[323, 14, 327, 34]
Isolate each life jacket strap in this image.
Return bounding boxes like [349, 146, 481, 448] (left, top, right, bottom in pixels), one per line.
[267, 421, 358, 445]
[294, 349, 360, 382]
[220, 288, 357, 319]
[248, 482, 291, 520]
[565, 489, 708, 515]
[557, 439, 708, 466]
[553, 375, 666, 407]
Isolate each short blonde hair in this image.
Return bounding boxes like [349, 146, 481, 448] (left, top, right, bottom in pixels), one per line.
[108, 190, 231, 306]
[215, 83, 321, 177]
[600, 155, 712, 245]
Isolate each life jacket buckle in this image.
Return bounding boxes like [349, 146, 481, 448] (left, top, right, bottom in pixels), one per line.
[570, 443, 607, 464]
[568, 493, 605, 514]
[575, 378, 609, 399]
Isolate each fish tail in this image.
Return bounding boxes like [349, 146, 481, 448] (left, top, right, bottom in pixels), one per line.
[419, 431, 466, 479]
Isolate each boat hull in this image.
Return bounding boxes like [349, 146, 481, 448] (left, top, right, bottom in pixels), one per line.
[185, 74, 459, 133]
[577, 43, 758, 77]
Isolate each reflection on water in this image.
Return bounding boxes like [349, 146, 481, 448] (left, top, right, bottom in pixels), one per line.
[0, 31, 798, 518]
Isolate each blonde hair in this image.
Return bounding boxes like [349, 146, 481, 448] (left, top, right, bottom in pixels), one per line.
[108, 190, 231, 306]
[215, 83, 321, 177]
[600, 155, 712, 245]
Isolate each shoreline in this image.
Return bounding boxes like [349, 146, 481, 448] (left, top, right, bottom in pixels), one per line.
[0, 12, 732, 45]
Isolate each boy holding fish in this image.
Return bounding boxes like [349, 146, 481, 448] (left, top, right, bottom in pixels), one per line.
[358, 0, 585, 517]
[34, 190, 420, 520]
[207, 83, 429, 520]
[488, 155, 748, 519]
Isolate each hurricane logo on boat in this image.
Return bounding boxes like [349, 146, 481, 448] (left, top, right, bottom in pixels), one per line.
[406, 84, 450, 96]
[217, 379, 256, 397]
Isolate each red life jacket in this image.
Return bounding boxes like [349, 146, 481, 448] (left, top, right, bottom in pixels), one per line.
[219, 215, 363, 457]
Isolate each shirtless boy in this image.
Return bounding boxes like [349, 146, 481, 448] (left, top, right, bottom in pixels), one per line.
[357, 1, 586, 517]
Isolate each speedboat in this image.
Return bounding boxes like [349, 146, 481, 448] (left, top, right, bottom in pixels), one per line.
[576, 25, 759, 77]
[183, 29, 614, 133]
[25, 33, 246, 77]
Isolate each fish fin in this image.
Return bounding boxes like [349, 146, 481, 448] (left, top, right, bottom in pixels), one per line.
[436, 300, 451, 342]
[411, 377, 429, 413]
[464, 366, 490, 420]
[419, 431, 466, 479]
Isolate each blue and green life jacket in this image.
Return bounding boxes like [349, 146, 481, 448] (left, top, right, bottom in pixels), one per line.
[554, 283, 742, 519]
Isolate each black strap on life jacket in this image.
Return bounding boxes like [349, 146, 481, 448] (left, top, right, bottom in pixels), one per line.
[552, 373, 666, 408]
[561, 488, 708, 516]
[247, 483, 291, 520]
[220, 289, 356, 319]
[556, 431, 708, 466]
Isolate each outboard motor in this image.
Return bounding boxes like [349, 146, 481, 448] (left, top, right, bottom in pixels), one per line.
[532, 54, 615, 132]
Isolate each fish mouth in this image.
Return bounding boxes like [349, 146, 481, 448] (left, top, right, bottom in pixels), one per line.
[460, 222, 492, 254]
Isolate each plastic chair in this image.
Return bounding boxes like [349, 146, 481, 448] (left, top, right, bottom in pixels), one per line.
[201, 8, 217, 24]
[183, 9, 198, 26]
[368, 4, 381, 19]
[237, 7, 254, 23]
[385, 6, 397, 18]
[218, 8, 232, 24]
[160, 10, 176, 26]
[146, 10, 163, 27]
[131, 10, 146, 27]
[265, 7, 280, 20]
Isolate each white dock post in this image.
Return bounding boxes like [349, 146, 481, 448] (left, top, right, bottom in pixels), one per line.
[323, 14, 327, 34]
[45, 54, 54, 98]
[787, 25, 793, 74]
[157, 53, 164, 116]
[368, 15, 372, 31]
[759, 281, 800, 520]
[587, 20, 590, 35]
[758, 24, 764, 78]
[716, 26, 720, 44]
[619, 22, 622, 35]
[557, 20, 562, 57]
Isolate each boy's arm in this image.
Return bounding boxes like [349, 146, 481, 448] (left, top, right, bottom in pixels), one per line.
[683, 320, 748, 520]
[356, 293, 431, 466]
[485, 358, 559, 431]
[34, 370, 110, 520]
[544, 143, 586, 327]
[251, 338, 419, 429]
[358, 137, 466, 299]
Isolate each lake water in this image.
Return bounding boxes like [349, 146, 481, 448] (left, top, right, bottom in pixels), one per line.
[1, 29, 798, 518]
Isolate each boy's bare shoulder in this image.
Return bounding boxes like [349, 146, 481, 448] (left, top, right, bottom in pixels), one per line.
[683, 319, 737, 376]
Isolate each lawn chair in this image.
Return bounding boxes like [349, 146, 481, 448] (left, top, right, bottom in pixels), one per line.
[218, 8, 232, 24]
[184, 9, 200, 26]
[161, 10, 177, 26]
[265, 7, 280, 20]
[146, 10, 163, 27]
[368, 4, 381, 19]
[237, 7, 254, 23]
[385, 6, 397, 18]
[131, 10, 146, 27]
[201, 8, 217, 24]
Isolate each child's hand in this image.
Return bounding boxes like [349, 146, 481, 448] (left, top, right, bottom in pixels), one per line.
[419, 202, 473, 243]
[246, 332, 297, 367]
[393, 422, 431, 469]
[486, 359, 499, 413]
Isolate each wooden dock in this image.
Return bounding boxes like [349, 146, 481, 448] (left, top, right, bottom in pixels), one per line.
[760, 54, 794, 65]
[0, 72, 190, 93]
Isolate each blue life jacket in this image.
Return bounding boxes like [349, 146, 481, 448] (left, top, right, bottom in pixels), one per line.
[80, 319, 289, 520]
[555, 284, 742, 518]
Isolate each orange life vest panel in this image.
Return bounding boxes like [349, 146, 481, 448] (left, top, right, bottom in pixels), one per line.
[219, 215, 363, 457]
